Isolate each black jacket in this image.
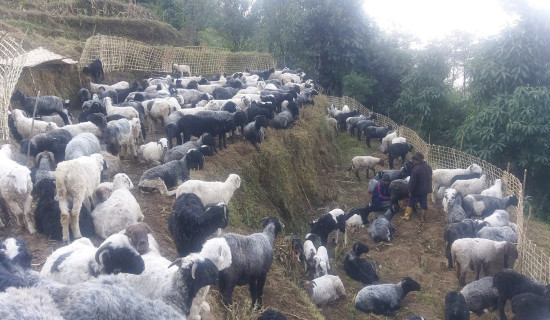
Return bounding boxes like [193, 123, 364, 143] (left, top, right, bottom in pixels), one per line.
[408, 160, 432, 196]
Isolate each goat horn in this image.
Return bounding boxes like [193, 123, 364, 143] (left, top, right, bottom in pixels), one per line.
[168, 258, 183, 269]
[95, 241, 112, 264]
[191, 262, 198, 280]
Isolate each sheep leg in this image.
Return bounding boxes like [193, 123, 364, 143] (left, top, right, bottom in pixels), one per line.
[249, 278, 259, 308]
[59, 198, 71, 242]
[256, 274, 267, 308]
[366, 137, 371, 148]
[5, 200, 24, 228]
[354, 169, 361, 180]
[475, 263, 482, 280]
[22, 194, 35, 234]
[70, 198, 83, 239]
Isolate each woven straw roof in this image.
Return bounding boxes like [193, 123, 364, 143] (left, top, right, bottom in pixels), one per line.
[0, 47, 77, 67]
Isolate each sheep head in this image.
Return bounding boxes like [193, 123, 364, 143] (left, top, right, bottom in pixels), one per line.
[400, 277, 421, 295]
[124, 222, 152, 255]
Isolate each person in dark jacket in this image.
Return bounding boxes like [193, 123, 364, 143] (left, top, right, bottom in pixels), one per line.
[360, 173, 392, 222]
[403, 152, 432, 222]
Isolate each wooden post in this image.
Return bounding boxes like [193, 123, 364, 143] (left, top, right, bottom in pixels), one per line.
[525, 205, 532, 232]
[428, 134, 431, 145]
[522, 169, 527, 194]
[27, 91, 40, 165]
[460, 136, 463, 151]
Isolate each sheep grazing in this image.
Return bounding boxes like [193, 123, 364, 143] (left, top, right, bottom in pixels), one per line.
[40, 234, 145, 285]
[462, 194, 519, 218]
[0, 154, 34, 233]
[33, 178, 95, 241]
[313, 246, 330, 278]
[365, 125, 392, 148]
[244, 115, 269, 152]
[9, 109, 59, 142]
[387, 142, 413, 169]
[308, 209, 347, 246]
[368, 207, 397, 243]
[64, 132, 101, 161]
[450, 174, 487, 197]
[218, 217, 283, 307]
[344, 242, 378, 285]
[303, 275, 346, 306]
[451, 238, 518, 285]
[55, 153, 105, 242]
[460, 276, 499, 316]
[168, 193, 229, 257]
[175, 173, 241, 205]
[347, 156, 385, 180]
[11, 89, 70, 125]
[355, 120, 376, 141]
[481, 179, 503, 198]
[138, 138, 168, 166]
[444, 219, 486, 269]
[173, 63, 191, 77]
[82, 59, 104, 82]
[431, 164, 483, 202]
[493, 269, 549, 320]
[164, 133, 215, 162]
[354, 277, 421, 316]
[445, 290, 470, 320]
[91, 175, 143, 239]
[511, 292, 550, 320]
[138, 149, 204, 196]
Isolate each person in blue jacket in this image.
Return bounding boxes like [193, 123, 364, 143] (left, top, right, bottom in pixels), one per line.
[360, 173, 392, 222]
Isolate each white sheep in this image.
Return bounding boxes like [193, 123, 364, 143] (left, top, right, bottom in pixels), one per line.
[392, 137, 406, 144]
[326, 117, 338, 133]
[303, 275, 346, 306]
[90, 81, 130, 94]
[481, 179, 503, 198]
[40, 234, 144, 284]
[432, 164, 483, 202]
[303, 239, 317, 275]
[143, 97, 181, 133]
[91, 174, 143, 239]
[104, 97, 140, 120]
[314, 246, 330, 278]
[130, 117, 143, 144]
[0, 156, 34, 233]
[483, 209, 511, 227]
[64, 132, 101, 161]
[379, 131, 397, 153]
[347, 156, 385, 180]
[442, 188, 458, 214]
[451, 238, 518, 285]
[173, 64, 191, 77]
[59, 121, 102, 138]
[138, 138, 169, 166]
[175, 173, 241, 205]
[55, 153, 104, 242]
[10, 109, 59, 140]
[450, 174, 487, 197]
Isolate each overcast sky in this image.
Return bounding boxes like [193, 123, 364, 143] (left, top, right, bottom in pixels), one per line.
[363, 0, 550, 45]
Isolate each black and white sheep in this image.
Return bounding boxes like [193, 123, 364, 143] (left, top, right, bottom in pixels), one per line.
[138, 138, 168, 166]
[217, 217, 283, 307]
[40, 234, 145, 284]
[303, 275, 346, 306]
[445, 290, 470, 320]
[387, 142, 413, 169]
[493, 269, 550, 320]
[9, 109, 59, 142]
[55, 153, 105, 242]
[272, 100, 299, 129]
[164, 133, 215, 162]
[462, 194, 519, 218]
[0, 237, 34, 292]
[459, 276, 499, 316]
[354, 277, 421, 316]
[10, 89, 70, 125]
[365, 125, 393, 148]
[368, 207, 397, 243]
[168, 193, 229, 257]
[344, 242, 378, 285]
[446, 194, 467, 224]
[451, 238, 518, 285]
[308, 209, 347, 246]
[347, 156, 385, 180]
[82, 59, 104, 82]
[138, 149, 204, 196]
[244, 115, 269, 152]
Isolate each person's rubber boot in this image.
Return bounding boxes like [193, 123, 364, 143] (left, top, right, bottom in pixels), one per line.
[420, 209, 427, 222]
[402, 206, 412, 221]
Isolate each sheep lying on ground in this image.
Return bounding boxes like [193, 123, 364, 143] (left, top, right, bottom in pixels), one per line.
[459, 276, 499, 316]
[175, 173, 241, 205]
[55, 153, 105, 242]
[138, 138, 168, 166]
[40, 234, 144, 284]
[0, 237, 34, 292]
[347, 156, 385, 180]
[303, 275, 346, 306]
[444, 290, 470, 320]
[451, 238, 518, 285]
[368, 208, 397, 243]
[344, 242, 378, 285]
[11, 89, 70, 125]
[354, 277, 421, 315]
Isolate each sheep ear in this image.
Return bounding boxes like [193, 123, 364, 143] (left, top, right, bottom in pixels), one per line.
[191, 262, 198, 279]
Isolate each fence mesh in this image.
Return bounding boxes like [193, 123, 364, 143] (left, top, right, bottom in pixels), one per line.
[0, 33, 26, 141]
[79, 35, 276, 76]
[327, 95, 548, 283]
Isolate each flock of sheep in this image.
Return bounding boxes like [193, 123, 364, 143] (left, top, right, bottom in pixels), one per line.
[0, 58, 547, 320]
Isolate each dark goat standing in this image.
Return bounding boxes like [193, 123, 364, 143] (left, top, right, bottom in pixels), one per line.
[244, 115, 268, 152]
[355, 120, 376, 141]
[82, 59, 105, 83]
[365, 125, 393, 148]
[387, 143, 413, 169]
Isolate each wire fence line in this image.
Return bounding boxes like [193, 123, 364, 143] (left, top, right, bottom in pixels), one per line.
[79, 34, 276, 76]
[326, 95, 547, 283]
[0, 34, 26, 141]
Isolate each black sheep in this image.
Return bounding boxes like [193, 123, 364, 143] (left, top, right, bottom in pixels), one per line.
[355, 120, 376, 141]
[11, 90, 70, 125]
[244, 115, 268, 152]
[78, 88, 92, 105]
[168, 193, 229, 257]
[82, 59, 105, 82]
[365, 125, 393, 148]
[19, 129, 72, 163]
[344, 242, 378, 285]
[212, 87, 239, 100]
[511, 292, 550, 320]
[335, 109, 360, 132]
[260, 90, 296, 112]
[258, 309, 287, 320]
[308, 211, 346, 246]
[247, 100, 274, 120]
[246, 67, 275, 80]
[115, 81, 140, 103]
[272, 101, 299, 129]
[387, 143, 413, 169]
[445, 290, 470, 320]
[165, 111, 184, 148]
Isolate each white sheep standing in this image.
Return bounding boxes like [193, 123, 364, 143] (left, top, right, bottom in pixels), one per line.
[451, 238, 518, 286]
[379, 131, 397, 153]
[326, 117, 338, 133]
[55, 153, 105, 242]
[347, 156, 385, 180]
[90, 81, 130, 94]
[91, 175, 143, 239]
[175, 173, 241, 205]
[0, 156, 34, 233]
[314, 246, 330, 278]
[173, 64, 191, 77]
[432, 164, 483, 202]
[143, 97, 181, 133]
[10, 109, 58, 140]
[104, 97, 140, 120]
[303, 239, 317, 275]
[450, 174, 487, 197]
[138, 138, 169, 166]
[442, 188, 458, 214]
[481, 179, 503, 198]
[303, 275, 346, 306]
